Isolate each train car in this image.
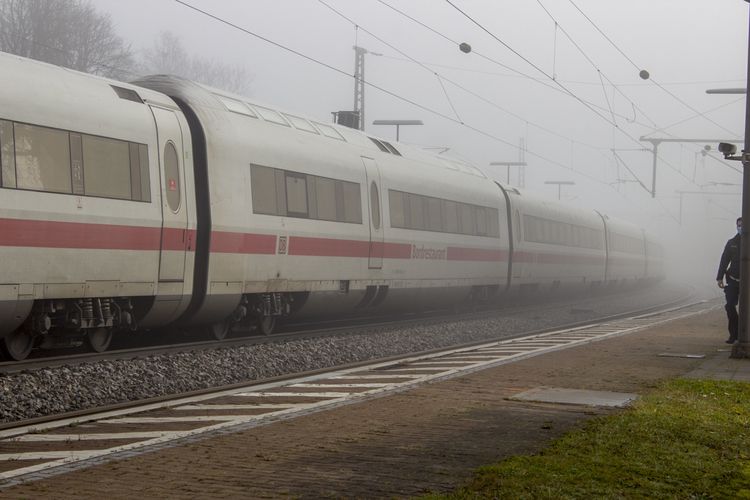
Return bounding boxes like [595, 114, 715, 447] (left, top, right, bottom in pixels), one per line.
[500, 186, 607, 292]
[0, 52, 198, 359]
[644, 232, 666, 282]
[0, 52, 661, 360]
[599, 213, 647, 284]
[134, 77, 511, 336]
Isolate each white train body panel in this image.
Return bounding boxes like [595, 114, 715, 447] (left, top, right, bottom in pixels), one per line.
[644, 233, 666, 281]
[603, 217, 646, 283]
[134, 78, 511, 322]
[0, 53, 198, 333]
[504, 187, 606, 288]
[0, 54, 663, 351]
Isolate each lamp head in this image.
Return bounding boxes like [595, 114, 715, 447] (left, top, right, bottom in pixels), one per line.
[718, 142, 737, 158]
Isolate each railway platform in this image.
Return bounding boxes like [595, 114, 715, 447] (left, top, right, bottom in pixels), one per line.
[2, 303, 749, 499]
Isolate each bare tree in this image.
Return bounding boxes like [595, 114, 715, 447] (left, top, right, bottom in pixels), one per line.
[0, 0, 134, 79]
[142, 31, 251, 95]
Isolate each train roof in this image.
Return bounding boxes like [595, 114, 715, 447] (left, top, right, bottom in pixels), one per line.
[134, 75, 489, 180]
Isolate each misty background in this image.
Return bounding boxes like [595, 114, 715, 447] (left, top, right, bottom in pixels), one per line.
[1, 0, 746, 296]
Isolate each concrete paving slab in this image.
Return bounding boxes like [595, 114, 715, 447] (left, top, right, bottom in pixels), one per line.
[510, 387, 638, 408]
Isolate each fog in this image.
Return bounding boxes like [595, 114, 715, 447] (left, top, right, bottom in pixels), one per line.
[97, 0, 747, 296]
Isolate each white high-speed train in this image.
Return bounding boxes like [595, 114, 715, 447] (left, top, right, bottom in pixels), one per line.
[0, 52, 664, 360]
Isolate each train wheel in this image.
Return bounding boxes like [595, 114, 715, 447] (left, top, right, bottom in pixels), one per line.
[0, 330, 34, 361]
[86, 327, 113, 353]
[208, 320, 231, 341]
[256, 316, 276, 336]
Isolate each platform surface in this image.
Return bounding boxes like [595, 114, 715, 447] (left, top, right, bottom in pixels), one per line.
[2, 304, 748, 499]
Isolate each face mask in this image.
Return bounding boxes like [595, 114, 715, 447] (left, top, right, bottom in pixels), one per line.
[738, 227, 742, 235]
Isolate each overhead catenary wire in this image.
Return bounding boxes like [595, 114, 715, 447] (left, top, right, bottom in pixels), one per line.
[317, 0, 619, 165]
[172, 0, 614, 189]
[443, 0, 707, 192]
[314, 0, 624, 177]
[565, 0, 739, 138]
[372, 0, 655, 131]
[534, 0, 659, 130]
[173, 0, 703, 223]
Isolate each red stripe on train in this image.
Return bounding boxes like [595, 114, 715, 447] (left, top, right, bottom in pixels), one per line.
[447, 247, 507, 262]
[210, 231, 277, 254]
[0, 218, 161, 250]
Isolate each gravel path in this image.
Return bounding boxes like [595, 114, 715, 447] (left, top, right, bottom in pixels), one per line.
[0, 282, 698, 423]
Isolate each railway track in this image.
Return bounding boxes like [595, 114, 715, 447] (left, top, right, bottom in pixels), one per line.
[0, 284, 696, 375]
[0, 297, 716, 486]
[0, 287, 699, 429]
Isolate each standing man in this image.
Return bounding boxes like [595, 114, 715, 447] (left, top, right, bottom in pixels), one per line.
[717, 217, 742, 344]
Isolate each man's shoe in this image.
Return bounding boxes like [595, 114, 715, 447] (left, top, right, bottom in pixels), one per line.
[726, 338, 737, 344]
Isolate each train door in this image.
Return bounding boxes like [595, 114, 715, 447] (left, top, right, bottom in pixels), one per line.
[150, 106, 189, 282]
[361, 157, 384, 269]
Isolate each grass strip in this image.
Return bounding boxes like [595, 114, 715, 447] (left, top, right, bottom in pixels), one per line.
[427, 379, 750, 499]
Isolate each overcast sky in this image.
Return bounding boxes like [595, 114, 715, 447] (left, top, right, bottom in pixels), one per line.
[97, 0, 749, 288]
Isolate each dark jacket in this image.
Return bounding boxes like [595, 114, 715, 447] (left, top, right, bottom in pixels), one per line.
[717, 233, 741, 282]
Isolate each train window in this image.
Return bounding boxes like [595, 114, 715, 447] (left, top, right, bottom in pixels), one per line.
[369, 137, 389, 153]
[285, 173, 308, 217]
[0, 120, 16, 188]
[426, 197, 442, 232]
[127, 143, 151, 202]
[370, 182, 381, 229]
[610, 232, 642, 254]
[476, 207, 488, 236]
[443, 200, 459, 233]
[217, 95, 257, 118]
[459, 203, 475, 235]
[389, 190, 406, 228]
[487, 208, 500, 237]
[69, 133, 84, 195]
[274, 169, 288, 215]
[255, 106, 291, 127]
[381, 141, 401, 156]
[314, 122, 346, 141]
[523, 214, 604, 249]
[251, 164, 278, 215]
[129, 143, 142, 201]
[342, 181, 362, 223]
[14, 123, 72, 194]
[83, 134, 131, 200]
[306, 176, 318, 219]
[138, 144, 151, 202]
[409, 194, 425, 230]
[110, 85, 143, 104]
[315, 177, 337, 221]
[284, 114, 319, 134]
[164, 142, 181, 212]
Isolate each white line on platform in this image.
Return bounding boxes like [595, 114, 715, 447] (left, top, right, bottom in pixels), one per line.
[328, 374, 423, 380]
[174, 404, 302, 410]
[289, 383, 391, 388]
[100, 416, 238, 423]
[10, 431, 172, 442]
[233, 392, 350, 398]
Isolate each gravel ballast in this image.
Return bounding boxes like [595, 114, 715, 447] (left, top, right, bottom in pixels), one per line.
[0, 282, 707, 423]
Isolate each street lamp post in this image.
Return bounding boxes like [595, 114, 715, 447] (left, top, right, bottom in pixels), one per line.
[372, 119, 423, 141]
[544, 180, 575, 200]
[715, 4, 750, 359]
[736, 5, 750, 358]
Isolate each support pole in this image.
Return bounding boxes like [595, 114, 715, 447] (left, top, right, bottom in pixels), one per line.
[731, 5, 750, 359]
[650, 141, 659, 198]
